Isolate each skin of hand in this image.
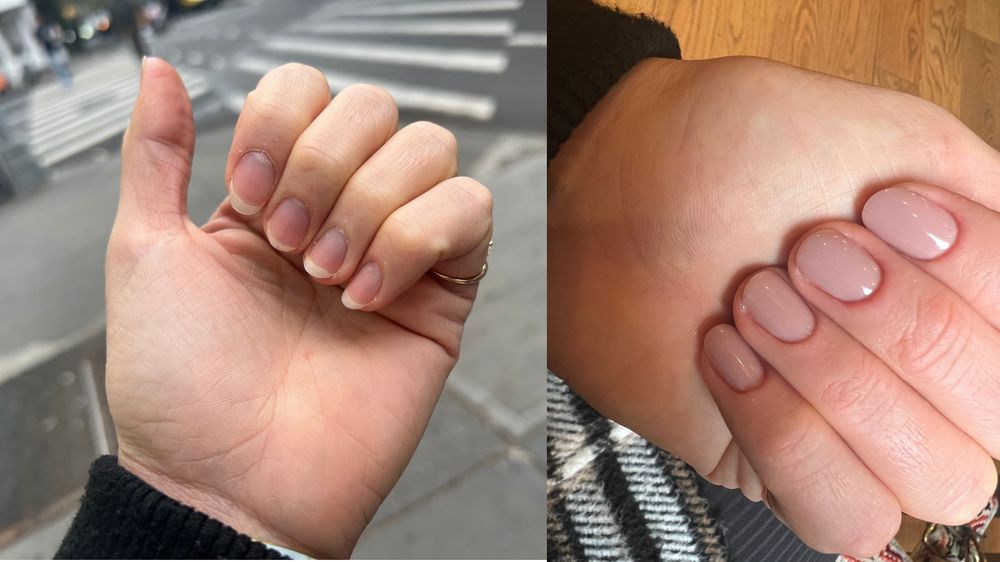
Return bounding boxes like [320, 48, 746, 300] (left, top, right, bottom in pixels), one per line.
[548, 56, 1000, 556]
[106, 59, 492, 558]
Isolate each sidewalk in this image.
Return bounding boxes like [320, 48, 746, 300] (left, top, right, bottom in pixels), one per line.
[0, 121, 545, 559]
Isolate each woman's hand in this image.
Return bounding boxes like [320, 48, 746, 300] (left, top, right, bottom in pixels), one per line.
[548, 55, 1000, 557]
[106, 59, 492, 558]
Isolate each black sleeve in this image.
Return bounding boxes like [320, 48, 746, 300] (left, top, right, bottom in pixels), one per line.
[55, 456, 288, 559]
[547, 0, 682, 161]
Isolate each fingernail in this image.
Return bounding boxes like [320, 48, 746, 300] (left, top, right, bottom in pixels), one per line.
[342, 261, 382, 310]
[742, 271, 815, 342]
[703, 325, 764, 392]
[230, 151, 275, 215]
[266, 197, 309, 252]
[796, 230, 881, 302]
[304, 228, 348, 279]
[862, 187, 957, 260]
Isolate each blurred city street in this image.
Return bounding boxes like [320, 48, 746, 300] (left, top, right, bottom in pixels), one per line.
[0, 0, 544, 558]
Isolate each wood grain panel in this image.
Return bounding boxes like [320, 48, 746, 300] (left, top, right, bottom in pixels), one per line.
[816, 0, 882, 82]
[920, 0, 967, 115]
[876, 0, 925, 83]
[767, 0, 820, 70]
[962, 30, 1000, 147]
[874, 67, 921, 95]
[966, 0, 1000, 42]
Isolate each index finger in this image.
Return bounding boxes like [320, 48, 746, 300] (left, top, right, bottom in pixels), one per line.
[224, 63, 332, 215]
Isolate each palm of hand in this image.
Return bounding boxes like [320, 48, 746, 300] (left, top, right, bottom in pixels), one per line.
[549, 56, 1000, 480]
[107, 207, 465, 557]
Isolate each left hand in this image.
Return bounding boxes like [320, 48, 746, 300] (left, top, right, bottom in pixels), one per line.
[105, 59, 492, 558]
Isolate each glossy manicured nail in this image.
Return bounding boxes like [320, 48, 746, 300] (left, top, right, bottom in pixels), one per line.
[304, 228, 348, 279]
[742, 270, 815, 342]
[862, 187, 957, 260]
[342, 261, 382, 310]
[230, 151, 274, 215]
[796, 230, 881, 302]
[704, 325, 764, 392]
[266, 197, 309, 252]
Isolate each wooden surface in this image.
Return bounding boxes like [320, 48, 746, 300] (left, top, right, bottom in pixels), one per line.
[595, 0, 1000, 553]
[598, 0, 1000, 150]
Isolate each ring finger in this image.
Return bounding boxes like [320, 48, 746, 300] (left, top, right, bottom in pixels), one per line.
[303, 121, 459, 284]
[340, 176, 493, 311]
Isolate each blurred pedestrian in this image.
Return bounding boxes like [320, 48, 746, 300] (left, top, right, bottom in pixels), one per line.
[111, 0, 150, 60]
[34, 15, 73, 88]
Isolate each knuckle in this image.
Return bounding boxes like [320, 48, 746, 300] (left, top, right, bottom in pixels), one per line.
[338, 84, 398, 125]
[294, 142, 348, 177]
[243, 90, 300, 134]
[816, 361, 898, 433]
[444, 176, 493, 215]
[405, 122, 458, 159]
[884, 292, 973, 389]
[382, 214, 430, 256]
[263, 63, 328, 92]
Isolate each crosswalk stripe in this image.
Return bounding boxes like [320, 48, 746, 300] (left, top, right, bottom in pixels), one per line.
[20, 75, 139, 126]
[315, 0, 523, 17]
[28, 73, 208, 167]
[507, 32, 546, 47]
[288, 17, 516, 36]
[12, 64, 137, 112]
[235, 54, 497, 121]
[264, 35, 508, 73]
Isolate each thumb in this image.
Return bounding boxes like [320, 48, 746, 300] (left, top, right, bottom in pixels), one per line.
[118, 57, 195, 233]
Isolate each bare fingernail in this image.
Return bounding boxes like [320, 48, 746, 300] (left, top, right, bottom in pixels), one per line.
[342, 261, 382, 310]
[796, 230, 881, 302]
[230, 151, 274, 215]
[267, 197, 309, 252]
[862, 187, 957, 260]
[742, 271, 815, 342]
[703, 325, 764, 392]
[304, 228, 348, 279]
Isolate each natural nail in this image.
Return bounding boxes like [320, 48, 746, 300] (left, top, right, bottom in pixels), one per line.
[862, 187, 957, 260]
[742, 270, 815, 342]
[796, 230, 881, 302]
[230, 151, 275, 215]
[304, 228, 349, 279]
[267, 197, 310, 252]
[342, 261, 382, 310]
[703, 325, 764, 392]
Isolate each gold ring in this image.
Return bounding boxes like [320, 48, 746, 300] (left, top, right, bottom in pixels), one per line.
[430, 241, 492, 285]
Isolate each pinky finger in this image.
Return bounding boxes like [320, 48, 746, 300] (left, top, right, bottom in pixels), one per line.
[337, 176, 493, 311]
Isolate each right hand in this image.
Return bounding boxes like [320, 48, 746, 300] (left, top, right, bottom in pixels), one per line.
[548, 56, 1000, 557]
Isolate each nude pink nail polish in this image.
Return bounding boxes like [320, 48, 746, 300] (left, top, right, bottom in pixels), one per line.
[703, 325, 764, 392]
[862, 187, 957, 260]
[796, 230, 881, 302]
[742, 271, 815, 342]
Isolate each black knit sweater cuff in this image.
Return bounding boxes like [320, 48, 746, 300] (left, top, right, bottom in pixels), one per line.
[548, 0, 681, 161]
[55, 455, 287, 559]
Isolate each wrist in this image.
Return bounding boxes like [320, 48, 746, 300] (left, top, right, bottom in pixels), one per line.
[116, 449, 320, 557]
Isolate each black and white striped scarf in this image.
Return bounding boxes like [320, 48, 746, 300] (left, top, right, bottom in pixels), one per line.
[547, 372, 837, 562]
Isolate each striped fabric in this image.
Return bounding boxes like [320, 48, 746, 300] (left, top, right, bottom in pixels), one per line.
[547, 371, 837, 562]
